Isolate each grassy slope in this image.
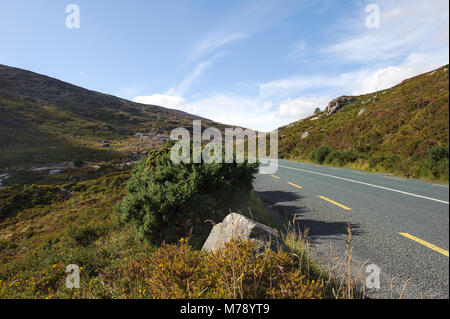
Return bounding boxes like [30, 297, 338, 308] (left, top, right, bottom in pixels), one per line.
[0, 166, 298, 298]
[0, 64, 234, 168]
[278, 65, 449, 181]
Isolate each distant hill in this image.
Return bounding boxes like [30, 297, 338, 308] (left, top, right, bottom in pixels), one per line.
[0, 64, 231, 168]
[278, 65, 449, 181]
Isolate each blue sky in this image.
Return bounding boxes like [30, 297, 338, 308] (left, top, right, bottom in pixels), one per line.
[1, 0, 448, 131]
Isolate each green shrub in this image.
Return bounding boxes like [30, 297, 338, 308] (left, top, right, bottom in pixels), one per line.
[66, 223, 108, 247]
[310, 146, 363, 167]
[116, 148, 259, 244]
[425, 145, 449, 179]
[310, 146, 334, 164]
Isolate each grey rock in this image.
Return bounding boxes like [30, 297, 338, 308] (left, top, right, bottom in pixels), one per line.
[301, 131, 309, 139]
[358, 108, 366, 116]
[323, 96, 356, 116]
[48, 169, 63, 175]
[202, 213, 286, 254]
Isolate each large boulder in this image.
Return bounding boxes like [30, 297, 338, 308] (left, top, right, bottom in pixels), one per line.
[357, 108, 366, 116]
[202, 213, 286, 254]
[324, 96, 356, 116]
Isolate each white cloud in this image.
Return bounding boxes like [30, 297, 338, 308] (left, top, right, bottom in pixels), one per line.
[191, 33, 246, 61]
[133, 94, 186, 108]
[178, 94, 282, 132]
[323, 0, 449, 63]
[132, 90, 332, 132]
[278, 96, 330, 119]
[170, 54, 221, 96]
[351, 50, 449, 95]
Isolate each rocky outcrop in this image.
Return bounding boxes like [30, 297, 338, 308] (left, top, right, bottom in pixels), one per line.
[202, 213, 286, 254]
[324, 96, 356, 116]
[301, 131, 309, 139]
[358, 108, 366, 116]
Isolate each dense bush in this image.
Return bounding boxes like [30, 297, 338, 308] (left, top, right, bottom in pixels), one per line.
[310, 146, 364, 166]
[66, 223, 109, 247]
[309, 146, 334, 164]
[116, 148, 259, 244]
[425, 145, 449, 179]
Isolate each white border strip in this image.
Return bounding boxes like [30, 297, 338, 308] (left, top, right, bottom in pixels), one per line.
[272, 163, 449, 205]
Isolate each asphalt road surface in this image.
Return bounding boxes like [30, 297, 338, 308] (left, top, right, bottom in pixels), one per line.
[254, 159, 449, 298]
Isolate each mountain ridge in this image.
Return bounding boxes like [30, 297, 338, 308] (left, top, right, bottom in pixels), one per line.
[0, 64, 234, 168]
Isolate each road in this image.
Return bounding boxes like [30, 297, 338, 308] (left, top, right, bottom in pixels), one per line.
[254, 159, 449, 298]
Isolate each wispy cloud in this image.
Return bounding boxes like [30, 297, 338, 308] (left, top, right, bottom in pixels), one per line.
[170, 53, 222, 96]
[322, 0, 449, 63]
[285, 39, 307, 61]
[190, 33, 246, 62]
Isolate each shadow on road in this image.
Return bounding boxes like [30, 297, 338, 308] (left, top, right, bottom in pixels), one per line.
[293, 219, 362, 244]
[255, 190, 301, 204]
[254, 189, 362, 245]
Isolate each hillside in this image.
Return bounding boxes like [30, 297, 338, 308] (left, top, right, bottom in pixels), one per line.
[278, 65, 449, 182]
[0, 64, 230, 168]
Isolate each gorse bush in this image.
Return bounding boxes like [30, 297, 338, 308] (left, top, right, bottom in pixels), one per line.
[144, 238, 323, 299]
[116, 147, 259, 245]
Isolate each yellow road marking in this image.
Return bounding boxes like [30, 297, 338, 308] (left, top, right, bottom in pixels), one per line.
[271, 175, 280, 179]
[287, 182, 303, 189]
[433, 183, 449, 188]
[318, 196, 351, 210]
[399, 233, 449, 257]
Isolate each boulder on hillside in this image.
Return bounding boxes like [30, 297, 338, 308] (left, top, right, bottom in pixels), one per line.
[301, 131, 309, 139]
[324, 96, 356, 116]
[202, 213, 286, 254]
[358, 108, 366, 116]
